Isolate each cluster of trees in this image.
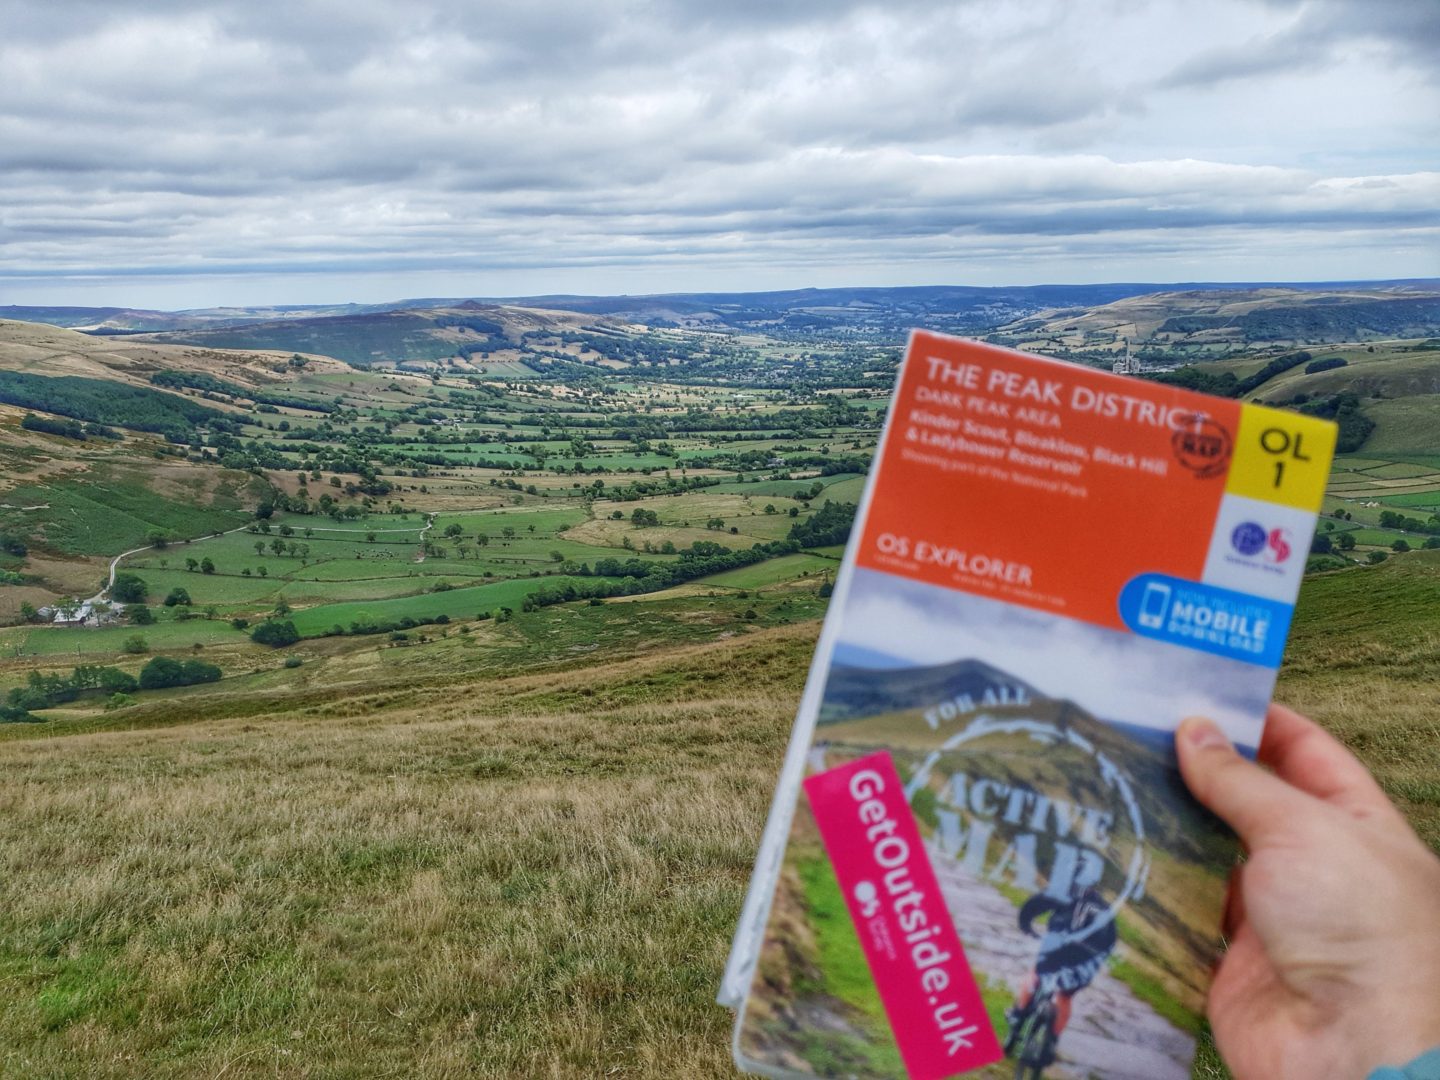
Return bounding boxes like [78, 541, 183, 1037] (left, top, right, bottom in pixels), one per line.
[1, 655, 221, 720]
[20, 413, 118, 441]
[320, 613, 452, 638]
[152, 370, 334, 413]
[586, 537, 802, 591]
[788, 501, 857, 547]
[250, 619, 300, 647]
[1305, 357, 1348, 375]
[0, 371, 234, 442]
[137, 656, 222, 689]
[1309, 532, 1355, 555]
[6, 664, 141, 713]
[1377, 510, 1440, 535]
[1148, 351, 1314, 400]
[1296, 393, 1375, 453]
[111, 572, 148, 603]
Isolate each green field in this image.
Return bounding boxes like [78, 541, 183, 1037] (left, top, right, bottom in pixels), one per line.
[697, 553, 836, 590]
[0, 469, 260, 556]
[287, 574, 613, 635]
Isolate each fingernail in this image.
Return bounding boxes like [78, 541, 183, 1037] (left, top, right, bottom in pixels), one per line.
[1180, 717, 1232, 751]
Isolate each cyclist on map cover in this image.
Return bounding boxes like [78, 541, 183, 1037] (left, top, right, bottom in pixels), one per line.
[1004, 878, 1118, 1063]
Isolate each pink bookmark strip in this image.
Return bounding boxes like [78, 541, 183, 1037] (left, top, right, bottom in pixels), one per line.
[804, 751, 1002, 1080]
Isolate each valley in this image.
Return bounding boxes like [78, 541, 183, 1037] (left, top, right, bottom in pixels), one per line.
[0, 283, 1438, 1078]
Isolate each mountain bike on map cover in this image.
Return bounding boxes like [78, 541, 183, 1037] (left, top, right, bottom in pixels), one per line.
[1003, 882, 1118, 1077]
[1006, 979, 1059, 1080]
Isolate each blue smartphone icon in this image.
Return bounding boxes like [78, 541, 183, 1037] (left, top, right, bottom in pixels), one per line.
[1138, 582, 1171, 629]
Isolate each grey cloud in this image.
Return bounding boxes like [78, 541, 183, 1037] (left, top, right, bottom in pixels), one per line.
[0, 0, 1436, 301]
[1162, 0, 1440, 90]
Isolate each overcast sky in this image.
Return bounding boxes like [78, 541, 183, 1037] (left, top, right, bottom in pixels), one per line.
[2, 0, 1437, 309]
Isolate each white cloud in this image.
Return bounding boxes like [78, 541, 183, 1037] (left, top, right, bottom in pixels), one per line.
[836, 568, 1274, 747]
[0, 0, 1435, 305]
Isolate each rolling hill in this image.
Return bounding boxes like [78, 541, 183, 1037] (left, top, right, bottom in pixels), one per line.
[131, 303, 624, 370]
[991, 285, 1440, 360]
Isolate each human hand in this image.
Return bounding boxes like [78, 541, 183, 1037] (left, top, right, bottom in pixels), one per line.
[1177, 705, 1440, 1080]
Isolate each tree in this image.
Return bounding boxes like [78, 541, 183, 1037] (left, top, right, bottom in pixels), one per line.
[1310, 533, 1334, 555]
[1336, 532, 1356, 551]
[444, 523, 463, 538]
[258, 566, 268, 577]
[185, 557, 199, 572]
[98, 668, 139, 694]
[366, 532, 376, 543]
[139, 656, 221, 689]
[146, 529, 171, 549]
[200, 557, 216, 574]
[111, 572, 148, 603]
[251, 620, 300, 648]
[164, 587, 191, 607]
[254, 540, 266, 556]
[128, 604, 155, 625]
[1393, 539, 1411, 552]
[279, 524, 294, 537]
[123, 634, 149, 654]
[271, 538, 286, 557]
[18, 601, 38, 623]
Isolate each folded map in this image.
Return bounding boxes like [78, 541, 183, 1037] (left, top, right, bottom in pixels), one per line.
[721, 330, 1337, 1080]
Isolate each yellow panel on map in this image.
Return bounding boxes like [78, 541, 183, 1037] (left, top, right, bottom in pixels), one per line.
[1225, 404, 1337, 511]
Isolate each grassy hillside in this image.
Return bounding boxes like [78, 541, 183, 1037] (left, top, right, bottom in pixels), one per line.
[0, 623, 815, 1079]
[0, 547, 1434, 1076]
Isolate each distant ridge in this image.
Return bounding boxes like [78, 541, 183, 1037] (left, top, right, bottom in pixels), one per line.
[819, 656, 1043, 723]
[5, 278, 1436, 338]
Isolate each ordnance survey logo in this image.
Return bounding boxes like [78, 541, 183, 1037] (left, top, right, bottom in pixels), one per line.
[1230, 522, 1292, 564]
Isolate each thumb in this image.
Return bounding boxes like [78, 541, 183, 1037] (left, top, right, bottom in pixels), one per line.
[1177, 717, 1316, 848]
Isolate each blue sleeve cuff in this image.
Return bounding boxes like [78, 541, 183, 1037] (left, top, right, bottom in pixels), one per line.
[1370, 1048, 1440, 1080]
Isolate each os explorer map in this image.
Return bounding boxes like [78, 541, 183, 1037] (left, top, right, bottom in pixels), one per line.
[720, 330, 1337, 1080]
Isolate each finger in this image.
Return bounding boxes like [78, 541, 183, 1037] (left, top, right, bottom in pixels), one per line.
[1177, 717, 1321, 848]
[1259, 704, 1402, 822]
[1220, 864, 1245, 941]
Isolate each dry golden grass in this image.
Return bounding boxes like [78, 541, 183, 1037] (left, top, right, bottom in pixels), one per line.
[0, 548, 1435, 1079]
[0, 625, 815, 1078]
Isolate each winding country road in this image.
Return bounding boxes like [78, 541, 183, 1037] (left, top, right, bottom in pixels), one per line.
[84, 524, 254, 607]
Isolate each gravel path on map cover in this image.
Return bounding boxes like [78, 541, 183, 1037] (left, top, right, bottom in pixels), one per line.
[925, 839, 1193, 1080]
